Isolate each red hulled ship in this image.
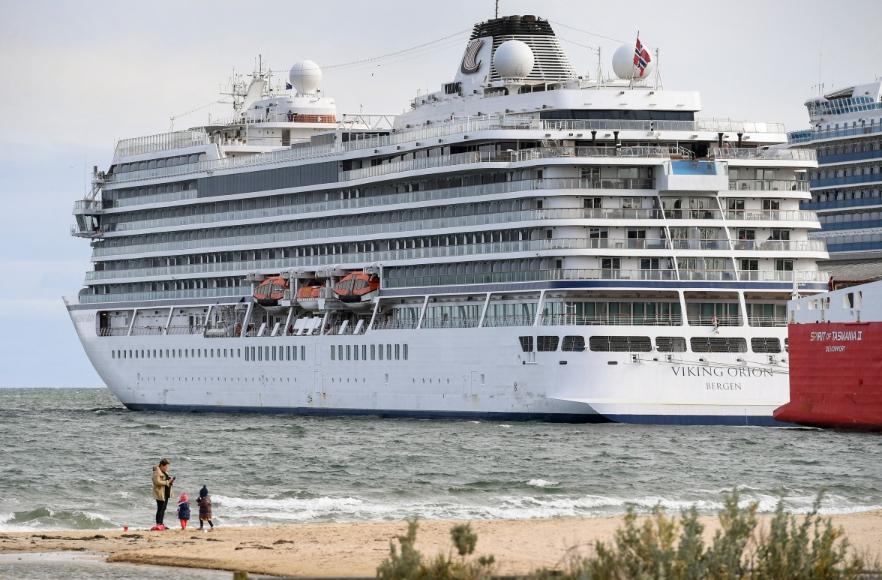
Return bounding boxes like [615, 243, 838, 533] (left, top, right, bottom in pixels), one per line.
[774, 279, 882, 430]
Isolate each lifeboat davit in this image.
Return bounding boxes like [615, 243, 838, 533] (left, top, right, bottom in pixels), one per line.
[253, 276, 289, 312]
[295, 281, 323, 311]
[333, 272, 380, 308]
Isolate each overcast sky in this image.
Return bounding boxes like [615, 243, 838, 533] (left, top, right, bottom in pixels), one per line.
[0, 0, 879, 387]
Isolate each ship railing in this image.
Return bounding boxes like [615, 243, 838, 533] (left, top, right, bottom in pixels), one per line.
[166, 325, 207, 335]
[78, 286, 253, 304]
[97, 327, 129, 336]
[371, 318, 419, 330]
[687, 315, 742, 327]
[538, 314, 683, 326]
[100, 207, 668, 245]
[482, 315, 536, 327]
[669, 239, 730, 250]
[384, 268, 679, 288]
[788, 123, 882, 144]
[113, 130, 211, 160]
[727, 179, 810, 192]
[104, 178, 656, 233]
[419, 317, 481, 329]
[730, 240, 827, 252]
[129, 326, 165, 336]
[72, 199, 104, 214]
[737, 270, 830, 282]
[102, 176, 652, 224]
[747, 316, 787, 327]
[109, 188, 199, 209]
[340, 146, 689, 182]
[710, 147, 816, 162]
[351, 116, 787, 152]
[678, 270, 739, 281]
[662, 209, 818, 222]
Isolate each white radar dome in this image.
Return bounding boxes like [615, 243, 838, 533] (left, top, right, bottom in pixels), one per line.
[289, 60, 322, 94]
[494, 40, 534, 79]
[612, 43, 654, 80]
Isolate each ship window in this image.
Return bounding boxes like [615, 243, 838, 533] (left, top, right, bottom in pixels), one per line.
[346, 345, 351, 360]
[362, 345, 368, 360]
[690, 337, 748, 353]
[331, 346, 335, 360]
[245, 348, 250, 361]
[784, 338, 789, 353]
[656, 337, 687, 352]
[395, 344, 401, 360]
[258, 348, 263, 361]
[378, 344, 384, 360]
[111, 351, 115, 359]
[354, 345, 359, 361]
[751, 337, 781, 353]
[403, 344, 408, 360]
[387, 344, 393, 359]
[562, 336, 585, 352]
[338, 345, 343, 360]
[264, 346, 269, 360]
[272, 347, 276, 361]
[237, 349, 241, 358]
[519, 336, 534, 352]
[537, 336, 560, 352]
[590, 336, 652, 352]
[371, 344, 376, 360]
[301, 346, 305, 360]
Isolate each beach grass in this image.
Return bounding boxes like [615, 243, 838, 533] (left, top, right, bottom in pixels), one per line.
[377, 491, 872, 579]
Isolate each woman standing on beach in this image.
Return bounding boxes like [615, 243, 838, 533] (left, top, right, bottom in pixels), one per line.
[152, 458, 175, 527]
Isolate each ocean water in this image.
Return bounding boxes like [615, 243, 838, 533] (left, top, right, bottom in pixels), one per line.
[1, 388, 881, 533]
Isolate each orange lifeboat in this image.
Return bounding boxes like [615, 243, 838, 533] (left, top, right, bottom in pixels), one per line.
[252, 276, 288, 307]
[333, 272, 380, 304]
[295, 281, 323, 310]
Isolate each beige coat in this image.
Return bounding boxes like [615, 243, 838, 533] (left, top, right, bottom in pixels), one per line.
[152, 465, 173, 501]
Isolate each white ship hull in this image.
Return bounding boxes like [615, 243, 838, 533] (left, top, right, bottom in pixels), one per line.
[69, 308, 789, 425]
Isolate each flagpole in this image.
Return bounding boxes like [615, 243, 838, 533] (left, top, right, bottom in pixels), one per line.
[629, 31, 639, 89]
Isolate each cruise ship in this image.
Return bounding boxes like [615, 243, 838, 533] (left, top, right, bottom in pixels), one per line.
[68, 15, 829, 424]
[789, 80, 882, 282]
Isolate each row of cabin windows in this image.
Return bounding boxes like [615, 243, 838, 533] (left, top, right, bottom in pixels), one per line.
[110, 346, 309, 361]
[244, 345, 306, 362]
[330, 343, 408, 361]
[112, 347, 244, 360]
[519, 336, 785, 354]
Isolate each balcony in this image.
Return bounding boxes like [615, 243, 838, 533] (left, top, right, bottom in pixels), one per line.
[711, 147, 816, 162]
[789, 123, 882, 144]
[340, 146, 690, 182]
[728, 179, 808, 192]
[72, 199, 104, 215]
[818, 149, 882, 165]
[802, 196, 882, 211]
[79, 285, 252, 304]
[99, 177, 657, 234]
[811, 173, 882, 188]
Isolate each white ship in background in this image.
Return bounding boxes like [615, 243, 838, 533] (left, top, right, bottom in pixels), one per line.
[68, 15, 828, 424]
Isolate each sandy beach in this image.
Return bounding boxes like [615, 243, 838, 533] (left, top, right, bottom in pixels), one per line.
[2, 511, 881, 577]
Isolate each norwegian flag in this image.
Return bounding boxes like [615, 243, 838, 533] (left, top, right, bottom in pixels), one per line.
[633, 36, 651, 77]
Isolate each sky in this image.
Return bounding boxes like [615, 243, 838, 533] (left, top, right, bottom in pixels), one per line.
[0, 0, 879, 387]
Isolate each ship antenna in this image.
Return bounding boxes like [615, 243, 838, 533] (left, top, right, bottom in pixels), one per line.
[495, 0, 499, 18]
[653, 48, 663, 90]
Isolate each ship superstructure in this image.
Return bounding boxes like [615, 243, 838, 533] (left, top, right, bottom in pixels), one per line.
[789, 80, 882, 281]
[69, 15, 827, 424]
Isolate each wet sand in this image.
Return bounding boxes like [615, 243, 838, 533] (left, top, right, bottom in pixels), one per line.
[2, 512, 881, 577]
